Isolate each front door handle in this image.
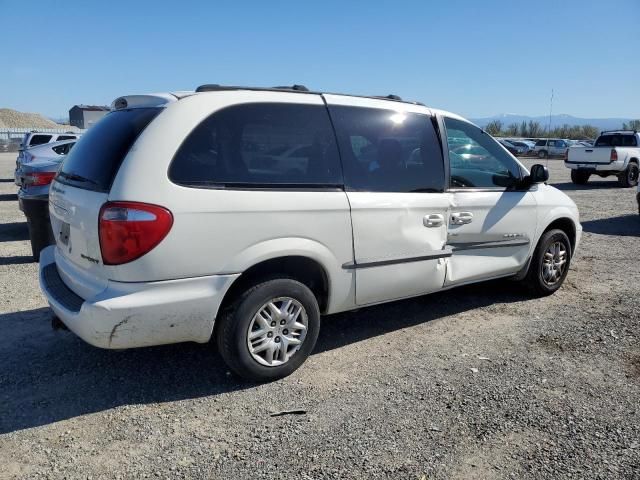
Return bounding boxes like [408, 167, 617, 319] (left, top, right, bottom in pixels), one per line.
[451, 211, 473, 225]
[424, 214, 444, 228]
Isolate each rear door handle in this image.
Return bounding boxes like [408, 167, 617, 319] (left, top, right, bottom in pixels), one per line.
[424, 214, 444, 228]
[451, 212, 473, 225]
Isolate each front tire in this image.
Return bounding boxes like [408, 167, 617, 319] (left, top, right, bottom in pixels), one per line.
[522, 229, 572, 297]
[570, 169, 590, 185]
[538, 150, 548, 159]
[618, 163, 639, 188]
[216, 278, 320, 382]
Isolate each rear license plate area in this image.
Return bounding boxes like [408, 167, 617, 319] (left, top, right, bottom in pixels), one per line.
[59, 222, 70, 246]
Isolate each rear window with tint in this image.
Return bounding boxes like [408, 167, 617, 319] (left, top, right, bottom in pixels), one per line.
[169, 103, 342, 187]
[52, 142, 74, 155]
[29, 135, 52, 146]
[58, 108, 160, 192]
[595, 134, 638, 147]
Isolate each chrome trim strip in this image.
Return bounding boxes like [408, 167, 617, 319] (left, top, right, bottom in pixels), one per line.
[342, 248, 453, 270]
[448, 239, 530, 251]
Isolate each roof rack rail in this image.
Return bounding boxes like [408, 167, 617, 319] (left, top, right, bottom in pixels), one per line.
[195, 84, 310, 93]
[194, 83, 424, 106]
[372, 94, 425, 105]
[599, 129, 638, 135]
[272, 84, 309, 91]
[375, 94, 402, 101]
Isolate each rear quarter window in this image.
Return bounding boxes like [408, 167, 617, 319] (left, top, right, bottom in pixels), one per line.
[58, 108, 160, 192]
[595, 134, 638, 147]
[52, 143, 74, 155]
[29, 135, 52, 146]
[169, 103, 342, 187]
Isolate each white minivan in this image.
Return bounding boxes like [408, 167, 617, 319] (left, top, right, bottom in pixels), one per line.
[39, 85, 581, 381]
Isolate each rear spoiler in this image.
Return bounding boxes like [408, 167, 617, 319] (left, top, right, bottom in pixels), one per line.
[110, 92, 195, 110]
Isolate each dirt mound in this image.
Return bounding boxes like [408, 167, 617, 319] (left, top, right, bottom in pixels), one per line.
[0, 108, 65, 129]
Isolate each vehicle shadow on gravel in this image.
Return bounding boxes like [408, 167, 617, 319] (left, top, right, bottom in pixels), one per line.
[581, 215, 640, 237]
[0, 193, 18, 201]
[0, 255, 34, 266]
[0, 307, 251, 434]
[316, 280, 528, 353]
[0, 280, 531, 434]
[551, 181, 619, 191]
[0, 222, 29, 242]
[0, 178, 14, 183]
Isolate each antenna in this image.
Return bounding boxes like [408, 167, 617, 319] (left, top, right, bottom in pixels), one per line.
[546, 89, 554, 167]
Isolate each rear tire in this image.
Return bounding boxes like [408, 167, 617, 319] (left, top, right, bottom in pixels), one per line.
[216, 278, 320, 382]
[618, 163, 639, 188]
[570, 170, 590, 185]
[522, 229, 572, 297]
[538, 150, 548, 159]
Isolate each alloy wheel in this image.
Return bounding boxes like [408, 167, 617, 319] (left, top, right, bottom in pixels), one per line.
[246, 297, 308, 367]
[541, 241, 567, 286]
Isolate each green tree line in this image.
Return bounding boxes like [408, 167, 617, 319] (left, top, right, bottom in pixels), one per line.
[484, 119, 640, 140]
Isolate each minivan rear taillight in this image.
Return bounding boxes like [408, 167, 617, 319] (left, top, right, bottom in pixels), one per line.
[610, 149, 618, 162]
[23, 171, 56, 186]
[99, 202, 173, 265]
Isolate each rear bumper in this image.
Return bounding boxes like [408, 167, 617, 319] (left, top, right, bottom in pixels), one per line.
[565, 160, 625, 172]
[38, 246, 240, 349]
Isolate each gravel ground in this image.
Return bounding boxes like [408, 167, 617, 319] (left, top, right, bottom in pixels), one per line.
[0, 109, 64, 129]
[0, 151, 638, 479]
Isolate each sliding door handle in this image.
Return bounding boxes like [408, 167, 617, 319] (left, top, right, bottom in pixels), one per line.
[424, 214, 444, 227]
[451, 212, 473, 225]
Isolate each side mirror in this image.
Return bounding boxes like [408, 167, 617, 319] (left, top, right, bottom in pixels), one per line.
[529, 164, 549, 184]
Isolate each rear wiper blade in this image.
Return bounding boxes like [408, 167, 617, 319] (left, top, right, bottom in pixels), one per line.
[58, 171, 99, 187]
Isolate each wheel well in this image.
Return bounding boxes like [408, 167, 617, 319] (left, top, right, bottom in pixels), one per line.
[219, 256, 329, 314]
[629, 158, 638, 165]
[544, 218, 576, 252]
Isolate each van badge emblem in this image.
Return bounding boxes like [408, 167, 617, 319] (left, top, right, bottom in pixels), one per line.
[81, 254, 100, 264]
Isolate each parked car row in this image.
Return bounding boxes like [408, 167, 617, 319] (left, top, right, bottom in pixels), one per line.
[493, 137, 596, 159]
[14, 133, 81, 258]
[15, 132, 80, 175]
[15, 139, 76, 184]
[497, 138, 528, 156]
[35, 84, 582, 382]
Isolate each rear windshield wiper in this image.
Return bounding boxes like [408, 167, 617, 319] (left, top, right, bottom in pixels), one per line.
[58, 171, 100, 187]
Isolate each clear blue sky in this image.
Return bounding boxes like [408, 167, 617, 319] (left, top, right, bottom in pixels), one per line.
[1, 0, 638, 120]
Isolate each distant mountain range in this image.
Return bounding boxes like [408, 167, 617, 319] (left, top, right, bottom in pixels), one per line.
[470, 114, 633, 131]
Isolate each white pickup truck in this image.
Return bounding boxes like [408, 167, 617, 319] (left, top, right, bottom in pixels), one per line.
[565, 130, 639, 187]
